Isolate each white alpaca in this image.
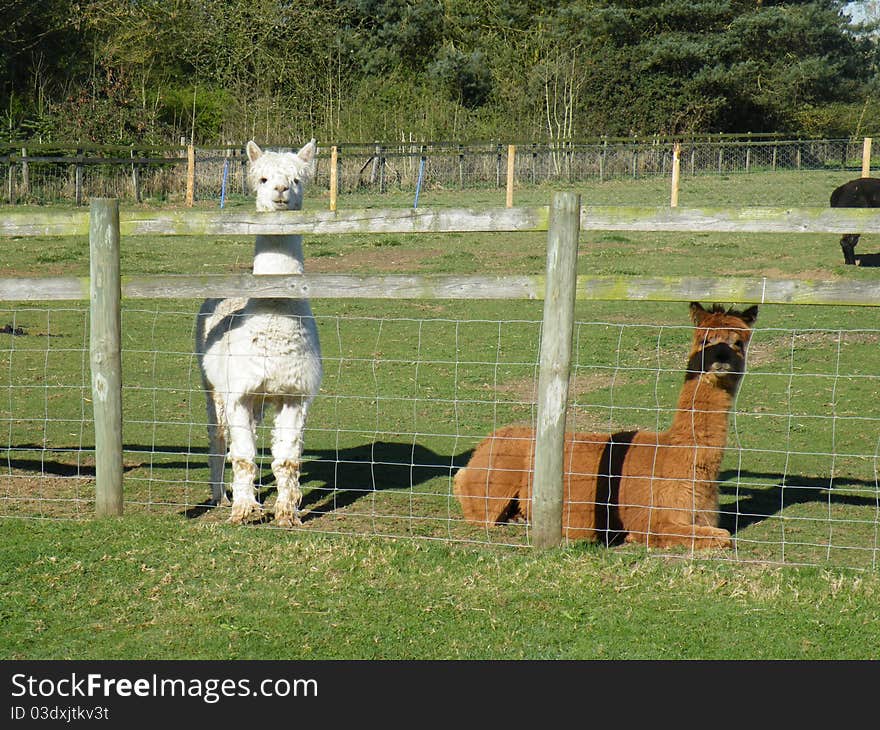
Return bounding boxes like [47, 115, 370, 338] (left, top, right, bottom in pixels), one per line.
[195, 139, 322, 526]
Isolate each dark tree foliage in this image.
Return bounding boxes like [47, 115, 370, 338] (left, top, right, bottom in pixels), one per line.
[429, 47, 494, 109]
[554, 0, 875, 134]
[1, 0, 877, 143]
[0, 0, 96, 137]
[336, 0, 446, 74]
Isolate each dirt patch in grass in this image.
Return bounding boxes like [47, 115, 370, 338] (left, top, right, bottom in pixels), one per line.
[0, 473, 94, 519]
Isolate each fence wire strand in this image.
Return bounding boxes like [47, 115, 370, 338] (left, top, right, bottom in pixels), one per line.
[1, 303, 879, 568]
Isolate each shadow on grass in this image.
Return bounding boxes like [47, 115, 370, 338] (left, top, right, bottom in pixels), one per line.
[297, 442, 472, 520]
[3, 453, 141, 478]
[175, 441, 473, 521]
[718, 469, 879, 534]
[3, 441, 470, 521]
[8, 448, 876, 536]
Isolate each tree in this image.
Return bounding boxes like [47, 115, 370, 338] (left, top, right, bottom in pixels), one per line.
[0, 0, 95, 139]
[2, 0, 877, 143]
[62, 0, 342, 142]
[535, 0, 878, 135]
[335, 0, 446, 75]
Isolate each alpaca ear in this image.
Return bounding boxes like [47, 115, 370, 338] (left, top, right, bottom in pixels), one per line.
[739, 305, 759, 326]
[246, 141, 263, 163]
[689, 302, 708, 324]
[297, 138, 317, 165]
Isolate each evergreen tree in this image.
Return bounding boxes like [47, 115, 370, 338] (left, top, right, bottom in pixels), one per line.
[551, 0, 875, 134]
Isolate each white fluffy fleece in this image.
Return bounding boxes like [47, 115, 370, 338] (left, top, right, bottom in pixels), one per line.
[195, 139, 322, 526]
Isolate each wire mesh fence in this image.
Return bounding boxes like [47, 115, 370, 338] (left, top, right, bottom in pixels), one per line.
[2, 301, 879, 567]
[1, 137, 875, 206]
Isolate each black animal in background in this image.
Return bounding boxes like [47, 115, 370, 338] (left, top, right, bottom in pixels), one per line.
[830, 177, 880, 265]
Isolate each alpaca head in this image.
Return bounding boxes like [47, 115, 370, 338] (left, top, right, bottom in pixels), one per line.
[246, 139, 317, 212]
[686, 302, 758, 391]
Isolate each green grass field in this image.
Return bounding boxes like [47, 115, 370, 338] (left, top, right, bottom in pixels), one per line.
[2, 169, 880, 659]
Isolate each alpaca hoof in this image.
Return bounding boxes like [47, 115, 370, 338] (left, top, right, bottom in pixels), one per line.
[701, 526, 733, 549]
[273, 503, 303, 528]
[228, 499, 262, 524]
[623, 532, 650, 548]
[274, 513, 303, 528]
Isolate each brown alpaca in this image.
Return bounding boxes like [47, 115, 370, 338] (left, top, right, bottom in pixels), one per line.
[453, 302, 758, 549]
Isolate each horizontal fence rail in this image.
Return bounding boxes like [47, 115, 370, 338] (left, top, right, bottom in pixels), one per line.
[3, 274, 880, 307]
[0, 206, 550, 237]
[3, 205, 880, 307]
[6, 205, 880, 237]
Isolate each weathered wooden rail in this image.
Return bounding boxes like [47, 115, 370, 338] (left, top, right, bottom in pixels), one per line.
[4, 271, 880, 307]
[3, 205, 880, 306]
[2, 198, 879, 546]
[6, 203, 880, 237]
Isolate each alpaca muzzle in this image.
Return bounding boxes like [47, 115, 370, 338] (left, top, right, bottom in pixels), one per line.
[686, 342, 745, 378]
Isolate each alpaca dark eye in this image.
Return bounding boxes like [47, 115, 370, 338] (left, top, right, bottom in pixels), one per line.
[260, 177, 267, 184]
[293, 178, 300, 185]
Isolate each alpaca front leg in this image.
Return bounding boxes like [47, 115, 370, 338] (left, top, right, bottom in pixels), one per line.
[273, 460, 303, 527]
[840, 234, 859, 265]
[226, 399, 261, 524]
[271, 399, 308, 527]
[206, 390, 230, 505]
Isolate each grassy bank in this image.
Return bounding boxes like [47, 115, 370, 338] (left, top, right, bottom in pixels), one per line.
[3, 516, 879, 660]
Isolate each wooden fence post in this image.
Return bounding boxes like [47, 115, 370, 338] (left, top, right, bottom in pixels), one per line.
[329, 145, 338, 212]
[185, 144, 195, 207]
[862, 137, 872, 177]
[89, 198, 124, 517]
[75, 150, 84, 206]
[670, 142, 681, 208]
[506, 144, 516, 207]
[131, 149, 141, 203]
[532, 191, 581, 548]
[21, 147, 28, 197]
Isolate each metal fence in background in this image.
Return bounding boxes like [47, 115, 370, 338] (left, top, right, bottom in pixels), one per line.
[0, 136, 875, 206]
